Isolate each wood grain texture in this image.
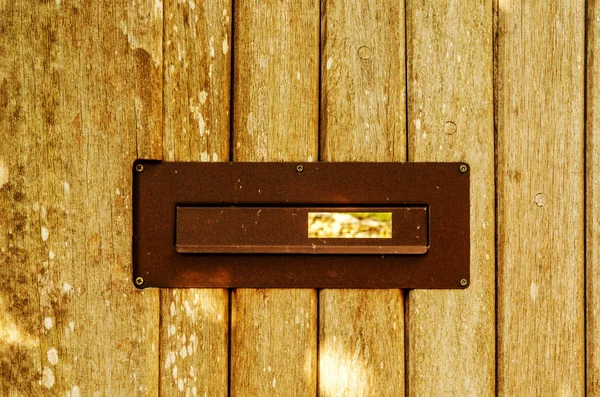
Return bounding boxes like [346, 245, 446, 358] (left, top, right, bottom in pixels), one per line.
[588, 0, 600, 394]
[0, 0, 162, 394]
[163, 0, 231, 163]
[496, 1, 585, 395]
[159, 289, 228, 396]
[319, 0, 406, 395]
[320, 0, 406, 162]
[160, 0, 231, 395]
[232, 0, 319, 162]
[406, 1, 495, 395]
[231, 0, 319, 394]
[319, 291, 404, 396]
[231, 290, 317, 396]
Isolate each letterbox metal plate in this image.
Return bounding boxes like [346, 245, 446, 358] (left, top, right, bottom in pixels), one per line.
[132, 161, 470, 289]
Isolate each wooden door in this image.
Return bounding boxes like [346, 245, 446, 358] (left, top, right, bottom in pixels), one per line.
[0, 0, 596, 395]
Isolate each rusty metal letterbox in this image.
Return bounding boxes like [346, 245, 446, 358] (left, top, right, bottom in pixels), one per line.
[132, 161, 470, 289]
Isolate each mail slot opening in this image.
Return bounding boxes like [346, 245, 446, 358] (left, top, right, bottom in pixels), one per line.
[308, 212, 392, 238]
[175, 206, 427, 255]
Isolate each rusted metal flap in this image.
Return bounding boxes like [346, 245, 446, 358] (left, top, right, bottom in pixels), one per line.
[175, 206, 428, 254]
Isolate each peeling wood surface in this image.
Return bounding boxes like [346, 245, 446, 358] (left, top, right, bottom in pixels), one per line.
[588, 0, 600, 394]
[230, 0, 319, 395]
[406, 1, 495, 395]
[159, 290, 228, 396]
[163, 0, 231, 164]
[496, 1, 585, 395]
[319, 0, 406, 395]
[0, 0, 162, 394]
[159, 0, 231, 394]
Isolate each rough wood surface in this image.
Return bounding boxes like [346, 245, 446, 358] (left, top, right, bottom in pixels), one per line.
[231, 290, 317, 396]
[0, 0, 162, 394]
[159, 290, 228, 396]
[588, 0, 600, 394]
[496, 1, 585, 395]
[320, 0, 406, 162]
[406, 1, 495, 395]
[163, 0, 231, 164]
[232, 0, 319, 162]
[319, 0, 406, 395]
[160, 0, 231, 395]
[231, 0, 319, 395]
[319, 291, 404, 396]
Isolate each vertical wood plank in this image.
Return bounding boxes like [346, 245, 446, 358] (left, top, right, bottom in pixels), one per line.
[163, 0, 231, 164]
[320, 0, 406, 163]
[496, 1, 585, 395]
[406, 1, 495, 395]
[588, 0, 600, 394]
[319, 0, 406, 395]
[231, 0, 319, 395]
[0, 0, 162, 394]
[160, 0, 231, 395]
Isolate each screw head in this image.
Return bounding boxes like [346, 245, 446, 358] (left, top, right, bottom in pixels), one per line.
[135, 277, 144, 286]
[460, 278, 468, 286]
[296, 164, 304, 173]
[459, 164, 468, 173]
[135, 164, 144, 172]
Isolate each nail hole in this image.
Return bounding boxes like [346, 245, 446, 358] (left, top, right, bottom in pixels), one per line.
[534, 193, 548, 207]
[444, 121, 457, 135]
[358, 46, 371, 60]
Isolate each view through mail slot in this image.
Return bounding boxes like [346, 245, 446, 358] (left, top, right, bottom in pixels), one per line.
[308, 212, 392, 238]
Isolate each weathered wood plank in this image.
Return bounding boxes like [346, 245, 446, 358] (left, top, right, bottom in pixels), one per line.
[318, 291, 404, 396]
[320, 0, 406, 162]
[588, 0, 600, 394]
[159, 290, 228, 396]
[231, 0, 319, 394]
[231, 290, 317, 396]
[319, 0, 406, 395]
[163, 0, 231, 164]
[232, 0, 319, 163]
[496, 1, 585, 395]
[160, 0, 231, 395]
[0, 0, 162, 394]
[406, 1, 495, 395]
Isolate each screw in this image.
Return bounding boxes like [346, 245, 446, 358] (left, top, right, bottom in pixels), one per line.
[135, 164, 144, 172]
[459, 164, 468, 173]
[460, 279, 468, 286]
[135, 277, 144, 286]
[296, 164, 304, 173]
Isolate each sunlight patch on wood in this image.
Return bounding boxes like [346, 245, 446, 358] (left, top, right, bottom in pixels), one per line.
[319, 346, 369, 397]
